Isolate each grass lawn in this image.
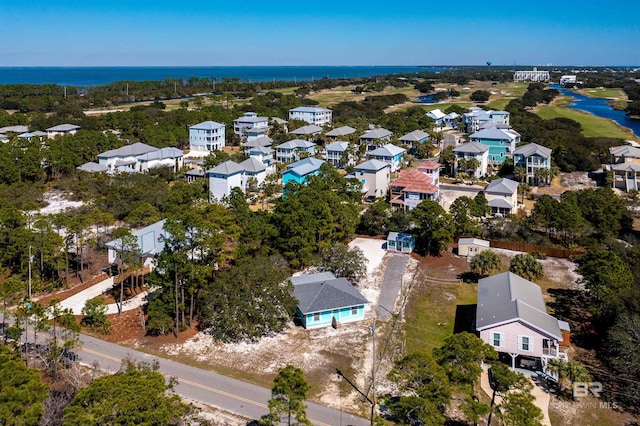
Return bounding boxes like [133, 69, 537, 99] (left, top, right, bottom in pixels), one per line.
[576, 87, 626, 99]
[269, 87, 299, 95]
[485, 98, 511, 111]
[534, 104, 639, 141]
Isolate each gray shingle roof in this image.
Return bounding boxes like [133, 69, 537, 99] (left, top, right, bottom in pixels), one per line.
[611, 163, 640, 172]
[469, 127, 518, 141]
[239, 157, 267, 173]
[290, 106, 331, 113]
[277, 139, 316, 150]
[137, 147, 184, 161]
[610, 145, 640, 159]
[243, 136, 273, 148]
[513, 143, 552, 159]
[0, 125, 29, 133]
[325, 141, 349, 152]
[207, 160, 245, 176]
[325, 126, 356, 137]
[98, 142, 157, 159]
[190, 121, 225, 130]
[292, 272, 369, 315]
[485, 178, 518, 195]
[47, 123, 80, 132]
[454, 142, 489, 154]
[286, 158, 325, 177]
[360, 127, 393, 140]
[399, 130, 430, 142]
[77, 162, 108, 173]
[488, 198, 514, 209]
[291, 124, 323, 135]
[355, 159, 390, 172]
[476, 272, 562, 339]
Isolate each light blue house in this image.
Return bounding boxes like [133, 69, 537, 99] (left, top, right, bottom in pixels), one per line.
[386, 232, 415, 253]
[291, 272, 369, 329]
[324, 141, 353, 168]
[275, 139, 317, 163]
[282, 157, 325, 186]
[469, 127, 520, 165]
[513, 143, 552, 186]
[367, 143, 406, 172]
[399, 130, 430, 149]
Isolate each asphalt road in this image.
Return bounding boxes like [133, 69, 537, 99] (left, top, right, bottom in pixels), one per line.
[2, 313, 369, 426]
[376, 254, 409, 321]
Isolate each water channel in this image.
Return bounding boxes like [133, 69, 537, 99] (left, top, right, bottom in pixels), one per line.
[551, 84, 640, 139]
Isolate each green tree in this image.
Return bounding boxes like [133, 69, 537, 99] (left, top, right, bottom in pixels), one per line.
[357, 200, 391, 236]
[514, 166, 527, 182]
[450, 196, 481, 237]
[577, 250, 633, 302]
[63, 360, 192, 425]
[509, 254, 544, 281]
[439, 145, 455, 176]
[260, 365, 311, 426]
[81, 298, 111, 334]
[0, 346, 49, 425]
[386, 351, 451, 426]
[470, 90, 491, 102]
[411, 200, 455, 256]
[470, 250, 502, 277]
[518, 182, 531, 205]
[497, 391, 543, 426]
[110, 228, 141, 316]
[546, 359, 591, 400]
[487, 363, 532, 424]
[317, 242, 367, 281]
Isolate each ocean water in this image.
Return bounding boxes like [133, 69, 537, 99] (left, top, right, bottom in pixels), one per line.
[0, 66, 438, 87]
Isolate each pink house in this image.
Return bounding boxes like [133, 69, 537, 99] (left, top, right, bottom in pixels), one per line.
[476, 272, 570, 372]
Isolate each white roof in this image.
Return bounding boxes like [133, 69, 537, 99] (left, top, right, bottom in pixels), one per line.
[426, 109, 446, 120]
[190, 121, 225, 130]
[290, 106, 331, 113]
[47, 123, 80, 132]
[369, 144, 406, 157]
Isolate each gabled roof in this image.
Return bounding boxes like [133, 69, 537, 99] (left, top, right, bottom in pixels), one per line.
[325, 141, 349, 152]
[77, 162, 108, 173]
[485, 178, 518, 195]
[292, 272, 369, 315]
[325, 126, 356, 137]
[476, 272, 562, 339]
[488, 198, 514, 209]
[137, 147, 184, 161]
[360, 127, 393, 140]
[47, 123, 80, 132]
[207, 160, 245, 176]
[289, 106, 331, 113]
[399, 130, 430, 142]
[611, 163, 640, 172]
[453, 142, 490, 154]
[354, 159, 390, 172]
[98, 142, 157, 159]
[271, 117, 288, 125]
[243, 136, 273, 148]
[105, 219, 168, 258]
[469, 127, 519, 141]
[426, 109, 446, 120]
[233, 115, 268, 124]
[285, 158, 325, 177]
[277, 139, 316, 150]
[610, 145, 640, 159]
[391, 168, 438, 194]
[514, 143, 552, 159]
[369, 143, 406, 157]
[248, 146, 272, 155]
[190, 121, 225, 130]
[291, 124, 323, 135]
[239, 157, 267, 173]
[0, 125, 29, 133]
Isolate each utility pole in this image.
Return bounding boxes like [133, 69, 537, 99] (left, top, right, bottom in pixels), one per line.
[28, 245, 33, 298]
[370, 319, 376, 426]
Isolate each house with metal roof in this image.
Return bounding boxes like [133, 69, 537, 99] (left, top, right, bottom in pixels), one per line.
[484, 178, 519, 215]
[136, 147, 184, 172]
[207, 160, 246, 202]
[105, 219, 168, 270]
[289, 106, 332, 126]
[77, 162, 109, 173]
[46, 123, 80, 139]
[457, 238, 490, 258]
[367, 143, 406, 172]
[290, 124, 323, 139]
[389, 163, 440, 211]
[453, 142, 489, 178]
[513, 143, 552, 186]
[609, 145, 640, 192]
[97, 142, 158, 171]
[360, 127, 393, 149]
[463, 108, 510, 133]
[386, 232, 415, 253]
[325, 125, 356, 139]
[239, 157, 267, 189]
[399, 130, 430, 148]
[352, 159, 390, 199]
[247, 146, 273, 166]
[189, 121, 226, 151]
[282, 157, 325, 187]
[476, 272, 569, 371]
[0, 125, 29, 134]
[469, 127, 520, 164]
[18, 131, 47, 141]
[275, 139, 316, 163]
[291, 272, 369, 329]
[233, 112, 269, 141]
[324, 141, 354, 168]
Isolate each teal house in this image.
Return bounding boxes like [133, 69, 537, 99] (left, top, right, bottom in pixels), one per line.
[386, 232, 415, 253]
[469, 126, 520, 164]
[282, 157, 324, 187]
[292, 272, 369, 329]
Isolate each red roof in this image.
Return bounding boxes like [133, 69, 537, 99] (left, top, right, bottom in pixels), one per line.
[391, 168, 439, 194]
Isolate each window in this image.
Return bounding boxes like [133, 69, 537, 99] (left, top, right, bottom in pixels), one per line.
[491, 332, 503, 348]
[313, 313, 320, 322]
[519, 336, 532, 352]
[351, 306, 358, 315]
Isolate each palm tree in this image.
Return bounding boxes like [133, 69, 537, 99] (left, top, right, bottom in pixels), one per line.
[547, 359, 591, 400]
[535, 167, 551, 186]
[457, 158, 468, 177]
[467, 158, 480, 178]
[470, 251, 502, 277]
[509, 254, 543, 281]
[518, 182, 531, 205]
[514, 166, 527, 183]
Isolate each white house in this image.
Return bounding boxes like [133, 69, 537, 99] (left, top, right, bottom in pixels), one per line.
[360, 127, 393, 149]
[453, 142, 490, 178]
[207, 160, 246, 202]
[484, 178, 519, 216]
[289, 106, 332, 126]
[352, 159, 390, 199]
[233, 112, 269, 141]
[367, 143, 406, 172]
[136, 147, 184, 173]
[275, 139, 316, 163]
[239, 157, 268, 189]
[324, 141, 354, 168]
[105, 219, 168, 270]
[47, 124, 80, 139]
[97, 142, 158, 172]
[476, 272, 570, 371]
[189, 121, 226, 152]
[463, 108, 510, 133]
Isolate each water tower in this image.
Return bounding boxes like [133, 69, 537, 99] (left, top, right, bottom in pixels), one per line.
[487, 61, 492, 72]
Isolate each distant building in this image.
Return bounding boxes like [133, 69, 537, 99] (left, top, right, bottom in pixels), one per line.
[97, 142, 158, 172]
[189, 121, 226, 151]
[47, 124, 80, 138]
[463, 108, 510, 133]
[469, 127, 520, 164]
[289, 106, 332, 126]
[560, 75, 578, 87]
[513, 68, 550, 82]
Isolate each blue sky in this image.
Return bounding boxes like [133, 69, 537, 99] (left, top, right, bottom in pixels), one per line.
[1, 0, 638, 66]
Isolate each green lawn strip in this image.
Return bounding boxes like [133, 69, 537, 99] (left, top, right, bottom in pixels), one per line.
[485, 98, 512, 111]
[534, 105, 639, 141]
[576, 88, 625, 99]
[405, 280, 477, 354]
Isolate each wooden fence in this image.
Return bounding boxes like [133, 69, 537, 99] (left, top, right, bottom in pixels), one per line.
[489, 239, 586, 259]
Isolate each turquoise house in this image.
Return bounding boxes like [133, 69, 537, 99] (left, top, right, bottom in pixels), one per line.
[291, 272, 369, 329]
[282, 157, 324, 187]
[469, 126, 520, 164]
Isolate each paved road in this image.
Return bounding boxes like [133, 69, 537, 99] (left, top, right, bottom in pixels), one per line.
[2, 313, 368, 426]
[376, 254, 409, 321]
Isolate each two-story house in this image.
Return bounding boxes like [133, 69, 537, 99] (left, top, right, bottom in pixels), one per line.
[609, 145, 640, 192]
[513, 143, 552, 186]
[324, 141, 354, 168]
[233, 112, 269, 142]
[282, 157, 325, 187]
[476, 272, 570, 371]
[469, 126, 520, 164]
[453, 142, 489, 178]
[389, 161, 440, 211]
[189, 121, 226, 152]
[46, 123, 80, 139]
[367, 143, 406, 172]
[463, 108, 510, 133]
[484, 178, 519, 215]
[289, 106, 332, 126]
[360, 127, 393, 150]
[399, 130, 430, 149]
[275, 139, 316, 163]
[206, 159, 268, 202]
